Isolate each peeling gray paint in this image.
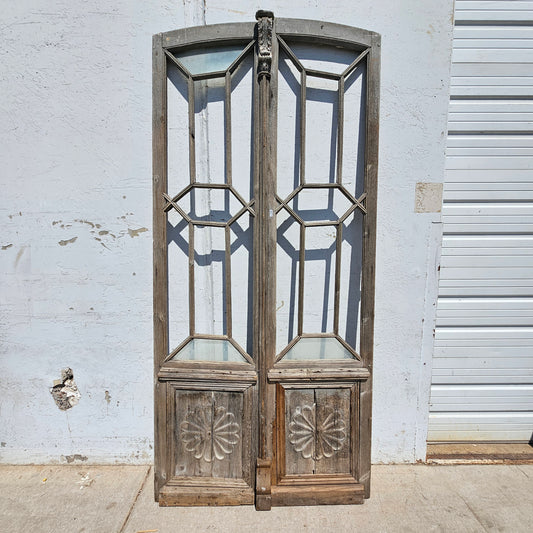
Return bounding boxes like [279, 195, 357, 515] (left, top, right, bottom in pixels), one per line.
[62, 454, 88, 463]
[58, 236, 78, 246]
[127, 227, 148, 238]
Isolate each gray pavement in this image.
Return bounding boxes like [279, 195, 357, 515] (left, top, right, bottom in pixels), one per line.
[0, 464, 531, 532]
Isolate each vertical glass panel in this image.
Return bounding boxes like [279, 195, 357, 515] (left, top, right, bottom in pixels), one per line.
[167, 62, 190, 197]
[231, 53, 254, 201]
[174, 45, 245, 75]
[276, 208, 301, 354]
[167, 209, 190, 351]
[283, 337, 355, 360]
[195, 78, 226, 183]
[339, 210, 363, 353]
[194, 225, 226, 335]
[343, 62, 366, 198]
[277, 49, 302, 199]
[275, 39, 366, 360]
[230, 214, 253, 354]
[305, 76, 339, 183]
[303, 225, 337, 333]
[170, 339, 246, 362]
[287, 42, 359, 75]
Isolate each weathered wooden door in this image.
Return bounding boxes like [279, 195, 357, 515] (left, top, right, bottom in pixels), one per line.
[153, 12, 380, 509]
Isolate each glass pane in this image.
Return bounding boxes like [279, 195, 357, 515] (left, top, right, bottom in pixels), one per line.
[170, 339, 247, 362]
[287, 42, 360, 74]
[282, 337, 355, 361]
[174, 45, 245, 75]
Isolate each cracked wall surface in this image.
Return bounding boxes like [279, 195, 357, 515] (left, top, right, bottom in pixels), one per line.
[0, 0, 453, 464]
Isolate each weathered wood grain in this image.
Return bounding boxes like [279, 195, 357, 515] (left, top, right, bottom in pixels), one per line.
[152, 32, 168, 500]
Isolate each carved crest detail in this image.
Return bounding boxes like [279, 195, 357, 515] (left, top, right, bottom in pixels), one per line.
[256, 10, 273, 77]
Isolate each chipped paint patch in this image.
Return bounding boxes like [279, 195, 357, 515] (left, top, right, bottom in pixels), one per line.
[50, 368, 81, 410]
[1, 244, 13, 250]
[127, 227, 148, 238]
[58, 236, 78, 246]
[105, 390, 111, 404]
[63, 453, 88, 464]
[74, 219, 95, 228]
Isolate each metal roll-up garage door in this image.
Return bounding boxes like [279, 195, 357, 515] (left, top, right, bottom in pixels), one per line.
[428, 1, 533, 442]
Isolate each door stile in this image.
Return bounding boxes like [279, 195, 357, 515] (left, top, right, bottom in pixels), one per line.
[359, 32, 381, 498]
[254, 10, 278, 511]
[152, 32, 169, 499]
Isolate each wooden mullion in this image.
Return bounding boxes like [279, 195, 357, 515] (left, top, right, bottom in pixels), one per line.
[192, 69, 227, 81]
[163, 183, 193, 210]
[228, 39, 256, 73]
[304, 220, 338, 228]
[164, 335, 193, 363]
[164, 49, 192, 79]
[305, 68, 341, 81]
[338, 203, 357, 225]
[277, 36, 304, 72]
[303, 182, 337, 189]
[342, 48, 369, 78]
[162, 192, 191, 222]
[274, 334, 301, 363]
[191, 219, 227, 228]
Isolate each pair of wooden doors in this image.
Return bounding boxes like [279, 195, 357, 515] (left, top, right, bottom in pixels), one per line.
[153, 12, 380, 509]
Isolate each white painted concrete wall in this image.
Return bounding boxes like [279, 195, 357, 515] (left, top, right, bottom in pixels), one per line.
[0, 0, 454, 464]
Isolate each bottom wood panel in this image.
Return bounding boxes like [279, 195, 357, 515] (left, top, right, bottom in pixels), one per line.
[159, 478, 254, 506]
[271, 483, 365, 506]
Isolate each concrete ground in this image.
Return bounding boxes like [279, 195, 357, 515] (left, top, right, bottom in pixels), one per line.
[0, 464, 531, 533]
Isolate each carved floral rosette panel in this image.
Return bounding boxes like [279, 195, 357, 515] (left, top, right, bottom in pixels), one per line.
[288, 404, 347, 461]
[284, 388, 352, 476]
[181, 405, 240, 463]
[173, 390, 244, 479]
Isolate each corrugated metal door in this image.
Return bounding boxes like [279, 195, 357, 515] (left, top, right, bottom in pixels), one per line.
[428, 0, 533, 442]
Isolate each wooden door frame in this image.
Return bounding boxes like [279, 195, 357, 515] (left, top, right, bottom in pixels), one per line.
[153, 13, 380, 508]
